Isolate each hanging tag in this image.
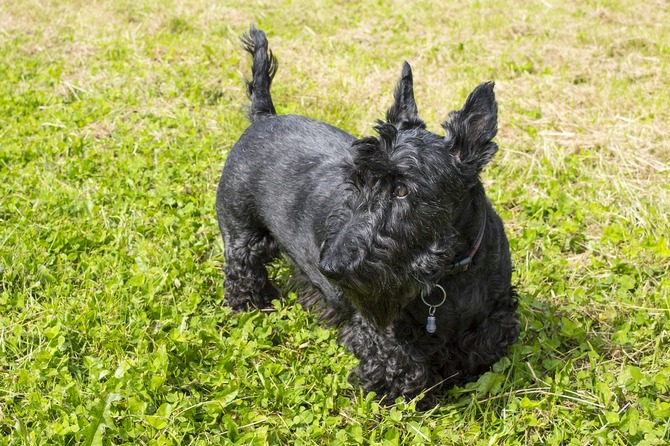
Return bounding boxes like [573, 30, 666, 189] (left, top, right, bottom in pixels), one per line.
[426, 315, 436, 334]
[421, 285, 447, 335]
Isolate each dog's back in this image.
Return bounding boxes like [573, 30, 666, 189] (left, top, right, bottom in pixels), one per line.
[219, 114, 353, 223]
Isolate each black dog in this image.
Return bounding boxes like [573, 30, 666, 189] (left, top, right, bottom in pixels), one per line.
[216, 27, 519, 406]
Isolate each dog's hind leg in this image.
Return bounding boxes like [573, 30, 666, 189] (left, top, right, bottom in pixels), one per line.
[221, 226, 280, 312]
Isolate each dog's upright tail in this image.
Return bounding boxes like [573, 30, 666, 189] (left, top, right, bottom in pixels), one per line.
[240, 26, 278, 122]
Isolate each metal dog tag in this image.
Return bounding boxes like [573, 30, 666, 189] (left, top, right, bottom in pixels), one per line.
[426, 315, 436, 334]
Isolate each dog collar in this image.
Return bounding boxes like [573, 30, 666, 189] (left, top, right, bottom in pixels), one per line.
[444, 206, 487, 275]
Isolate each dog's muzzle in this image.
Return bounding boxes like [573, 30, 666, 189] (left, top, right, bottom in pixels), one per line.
[318, 235, 367, 283]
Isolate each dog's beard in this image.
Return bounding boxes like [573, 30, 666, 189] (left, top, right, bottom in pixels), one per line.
[337, 273, 421, 330]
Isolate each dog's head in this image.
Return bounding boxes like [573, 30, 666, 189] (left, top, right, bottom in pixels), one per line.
[318, 62, 499, 329]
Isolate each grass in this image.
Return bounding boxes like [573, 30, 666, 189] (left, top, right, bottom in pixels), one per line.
[0, 0, 668, 444]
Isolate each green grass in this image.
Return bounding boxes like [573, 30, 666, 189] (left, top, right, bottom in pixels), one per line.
[1, 0, 668, 444]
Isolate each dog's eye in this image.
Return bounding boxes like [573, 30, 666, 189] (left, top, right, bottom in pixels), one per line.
[392, 182, 409, 198]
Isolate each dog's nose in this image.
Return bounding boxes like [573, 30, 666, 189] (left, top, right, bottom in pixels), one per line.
[319, 241, 366, 282]
[318, 258, 347, 281]
[319, 228, 368, 282]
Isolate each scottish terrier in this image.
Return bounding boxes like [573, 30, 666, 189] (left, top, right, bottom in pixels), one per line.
[216, 27, 519, 406]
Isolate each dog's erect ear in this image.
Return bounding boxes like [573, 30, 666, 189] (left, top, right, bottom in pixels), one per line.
[386, 62, 426, 130]
[442, 82, 498, 172]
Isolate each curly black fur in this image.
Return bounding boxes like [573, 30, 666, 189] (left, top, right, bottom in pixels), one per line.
[216, 27, 520, 407]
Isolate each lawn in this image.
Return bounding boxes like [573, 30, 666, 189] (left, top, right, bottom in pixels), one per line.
[0, 0, 668, 444]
